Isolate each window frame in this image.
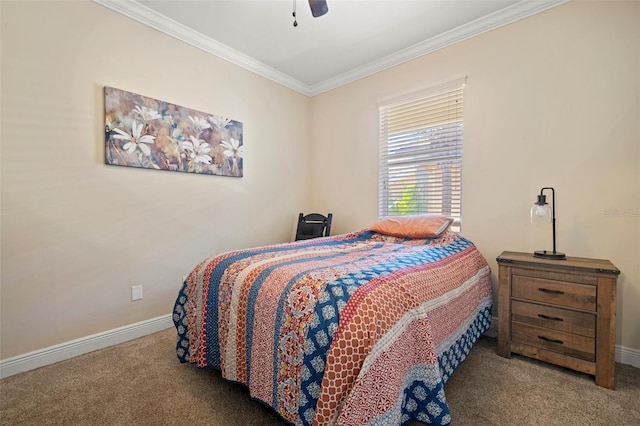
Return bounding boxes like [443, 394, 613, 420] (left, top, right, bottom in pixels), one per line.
[378, 77, 466, 231]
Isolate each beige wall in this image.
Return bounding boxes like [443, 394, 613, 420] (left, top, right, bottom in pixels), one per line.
[309, 1, 640, 351]
[0, 1, 311, 358]
[1, 0, 639, 361]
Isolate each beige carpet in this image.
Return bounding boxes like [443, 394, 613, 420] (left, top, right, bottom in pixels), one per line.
[1, 328, 638, 425]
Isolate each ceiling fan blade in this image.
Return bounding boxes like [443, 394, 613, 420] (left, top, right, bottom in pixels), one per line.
[308, 0, 328, 17]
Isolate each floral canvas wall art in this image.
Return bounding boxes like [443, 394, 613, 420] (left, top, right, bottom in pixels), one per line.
[104, 86, 243, 177]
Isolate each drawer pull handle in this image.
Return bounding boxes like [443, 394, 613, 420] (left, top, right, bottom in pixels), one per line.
[538, 336, 564, 345]
[538, 314, 564, 322]
[538, 288, 564, 295]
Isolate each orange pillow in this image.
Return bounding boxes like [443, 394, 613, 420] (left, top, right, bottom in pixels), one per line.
[369, 215, 453, 239]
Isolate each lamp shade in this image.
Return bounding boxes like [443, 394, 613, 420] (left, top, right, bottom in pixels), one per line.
[531, 194, 551, 223]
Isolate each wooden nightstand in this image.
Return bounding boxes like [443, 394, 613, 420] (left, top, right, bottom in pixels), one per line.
[496, 251, 619, 389]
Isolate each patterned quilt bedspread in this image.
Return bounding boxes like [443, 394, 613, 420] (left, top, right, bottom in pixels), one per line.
[173, 229, 492, 425]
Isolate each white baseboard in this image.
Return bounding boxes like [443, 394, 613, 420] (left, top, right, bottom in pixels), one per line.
[483, 316, 639, 369]
[616, 344, 640, 369]
[483, 315, 498, 338]
[0, 314, 173, 379]
[1, 313, 638, 380]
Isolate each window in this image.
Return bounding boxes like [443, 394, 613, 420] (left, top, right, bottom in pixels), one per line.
[378, 78, 465, 231]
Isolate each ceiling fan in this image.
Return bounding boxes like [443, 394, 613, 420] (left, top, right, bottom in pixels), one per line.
[308, 0, 329, 17]
[293, 0, 328, 27]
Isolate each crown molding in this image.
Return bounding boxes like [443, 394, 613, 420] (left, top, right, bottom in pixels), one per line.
[93, 0, 569, 98]
[308, 0, 570, 95]
[92, 0, 313, 95]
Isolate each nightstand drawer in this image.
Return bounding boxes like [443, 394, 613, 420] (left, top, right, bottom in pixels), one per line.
[511, 300, 595, 337]
[512, 321, 595, 361]
[512, 275, 596, 311]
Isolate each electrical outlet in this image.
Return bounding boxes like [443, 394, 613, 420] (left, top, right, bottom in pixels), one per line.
[131, 285, 143, 301]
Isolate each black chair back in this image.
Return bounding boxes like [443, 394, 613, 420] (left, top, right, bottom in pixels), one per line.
[295, 213, 333, 241]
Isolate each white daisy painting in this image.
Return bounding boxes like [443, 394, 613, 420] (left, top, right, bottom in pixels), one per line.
[104, 86, 243, 177]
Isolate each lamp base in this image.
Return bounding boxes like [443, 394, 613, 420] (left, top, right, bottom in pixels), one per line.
[534, 250, 566, 260]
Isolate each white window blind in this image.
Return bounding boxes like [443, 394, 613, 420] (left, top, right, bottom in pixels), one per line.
[379, 78, 465, 230]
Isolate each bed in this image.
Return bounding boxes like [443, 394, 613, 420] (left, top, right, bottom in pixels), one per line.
[173, 225, 492, 425]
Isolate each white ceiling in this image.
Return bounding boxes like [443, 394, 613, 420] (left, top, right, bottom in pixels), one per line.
[94, 0, 568, 96]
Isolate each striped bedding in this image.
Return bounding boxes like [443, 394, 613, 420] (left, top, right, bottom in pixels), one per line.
[173, 229, 492, 425]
